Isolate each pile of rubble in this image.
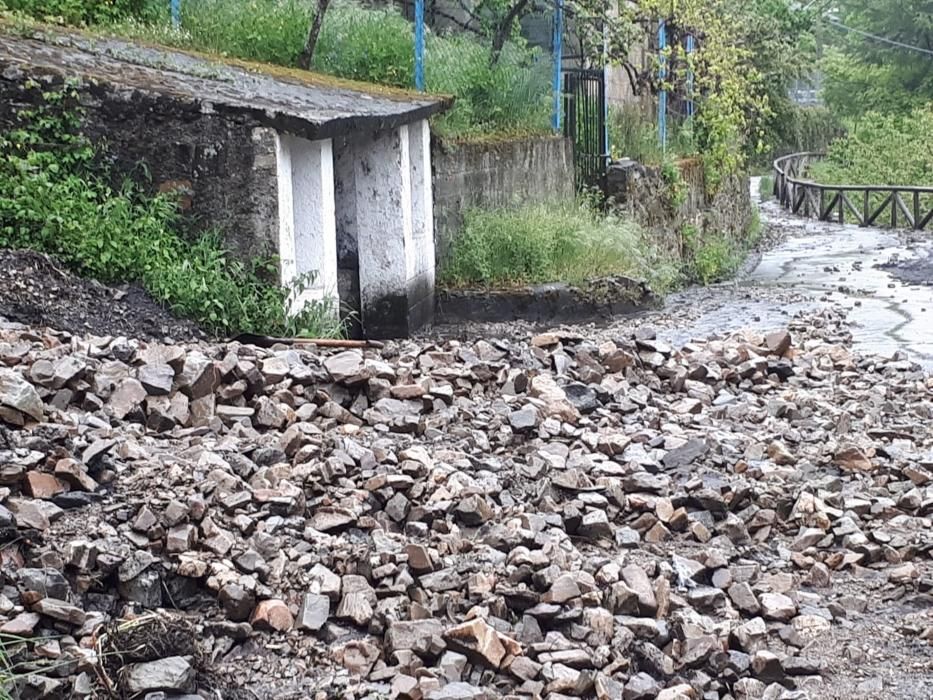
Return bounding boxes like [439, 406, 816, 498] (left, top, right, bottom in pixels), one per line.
[1, 308, 931, 699]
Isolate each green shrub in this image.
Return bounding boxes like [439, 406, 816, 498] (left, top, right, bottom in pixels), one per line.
[2, 0, 157, 25]
[681, 224, 743, 285]
[440, 199, 679, 292]
[753, 104, 844, 168]
[0, 83, 341, 337]
[758, 174, 773, 202]
[808, 106, 933, 188]
[821, 47, 931, 121]
[660, 156, 688, 209]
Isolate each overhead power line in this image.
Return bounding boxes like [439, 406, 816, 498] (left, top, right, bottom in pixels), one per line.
[826, 18, 933, 58]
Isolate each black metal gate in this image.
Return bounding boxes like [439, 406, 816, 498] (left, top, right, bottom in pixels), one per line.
[562, 68, 609, 193]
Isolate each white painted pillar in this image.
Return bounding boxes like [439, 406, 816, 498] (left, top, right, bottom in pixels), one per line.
[275, 134, 338, 316]
[354, 125, 414, 337]
[333, 135, 359, 270]
[408, 118, 435, 286]
[350, 121, 436, 338]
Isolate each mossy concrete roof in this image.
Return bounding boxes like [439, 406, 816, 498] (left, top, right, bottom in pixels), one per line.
[0, 26, 451, 140]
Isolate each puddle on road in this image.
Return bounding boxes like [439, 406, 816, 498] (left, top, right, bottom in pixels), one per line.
[659, 178, 933, 367]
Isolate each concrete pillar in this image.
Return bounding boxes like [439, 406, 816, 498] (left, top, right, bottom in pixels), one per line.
[353, 122, 435, 338]
[333, 135, 361, 335]
[275, 134, 338, 316]
[408, 118, 436, 305]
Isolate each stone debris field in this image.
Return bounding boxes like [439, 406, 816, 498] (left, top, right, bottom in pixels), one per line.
[1, 303, 932, 699]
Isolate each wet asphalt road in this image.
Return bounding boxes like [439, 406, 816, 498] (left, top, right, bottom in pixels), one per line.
[660, 178, 933, 367]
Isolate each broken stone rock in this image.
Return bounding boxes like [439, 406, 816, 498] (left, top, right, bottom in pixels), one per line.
[123, 656, 196, 695]
[0, 367, 44, 421]
[444, 618, 521, 669]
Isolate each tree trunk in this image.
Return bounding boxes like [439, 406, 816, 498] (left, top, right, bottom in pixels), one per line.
[298, 0, 332, 71]
[490, 0, 532, 66]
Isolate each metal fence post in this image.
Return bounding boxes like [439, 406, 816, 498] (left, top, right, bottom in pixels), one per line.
[171, 0, 181, 28]
[685, 34, 695, 119]
[658, 19, 667, 151]
[551, 0, 563, 132]
[602, 23, 609, 161]
[414, 0, 425, 91]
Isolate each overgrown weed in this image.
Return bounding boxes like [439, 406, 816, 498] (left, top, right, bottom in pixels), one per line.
[440, 198, 679, 292]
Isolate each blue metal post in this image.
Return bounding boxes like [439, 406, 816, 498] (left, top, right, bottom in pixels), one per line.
[171, 0, 181, 28]
[414, 0, 425, 91]
[551, 0, 563, 132]
[685, 34, 695, 118]
[602, 27, 609, 160]
[658, 19, 667, 151]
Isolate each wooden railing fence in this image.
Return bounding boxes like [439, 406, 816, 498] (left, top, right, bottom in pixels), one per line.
[773, 152, 933, 231]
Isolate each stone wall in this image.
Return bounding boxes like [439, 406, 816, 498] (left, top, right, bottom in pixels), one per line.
[0, 70, 282, 264]
[431, 135, 575, 265]
[607, 158, 753, 264]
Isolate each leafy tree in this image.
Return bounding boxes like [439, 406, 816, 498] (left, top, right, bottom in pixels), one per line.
[820, 0, 933, 117]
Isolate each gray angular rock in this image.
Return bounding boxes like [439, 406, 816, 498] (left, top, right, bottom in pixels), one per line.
[123, 656, 196, 694]
[454, 494, 494, 526]
[0, 368, 43, 421]
[760, 592, 797, 622]
[296, 592, 330, 632]
[386, 619, 445, 652]
[323, 351, 367, 383]
[109, 378, 147, 419]
[138, 363, 174, 395]
[426, 682, 490, 700]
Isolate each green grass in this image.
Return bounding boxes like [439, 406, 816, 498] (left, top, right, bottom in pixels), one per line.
[1, 632, 33, 699]
[440, 200, 680, 292]
[103, 0, 551, 139]
[0, 0, 157, 25]
[0, 82, 342, 338]
[682, 225, 744, 285]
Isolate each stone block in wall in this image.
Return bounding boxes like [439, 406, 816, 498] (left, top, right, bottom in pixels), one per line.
[605, 159, 645, 203]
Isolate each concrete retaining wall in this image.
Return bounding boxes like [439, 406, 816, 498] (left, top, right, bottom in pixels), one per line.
[431, 136, 575, 264]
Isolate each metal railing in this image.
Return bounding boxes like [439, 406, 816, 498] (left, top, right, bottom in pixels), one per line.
[773, 152, 933, 231]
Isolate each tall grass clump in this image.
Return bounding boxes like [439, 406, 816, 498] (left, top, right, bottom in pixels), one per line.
[313, 2, 415, 87]
[609, 103, 697, 165]
[440, 200, 679, 291]
[0, 0, 158, 25]
[427, 35, 551, 138]
[0, 83, 341, 337]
